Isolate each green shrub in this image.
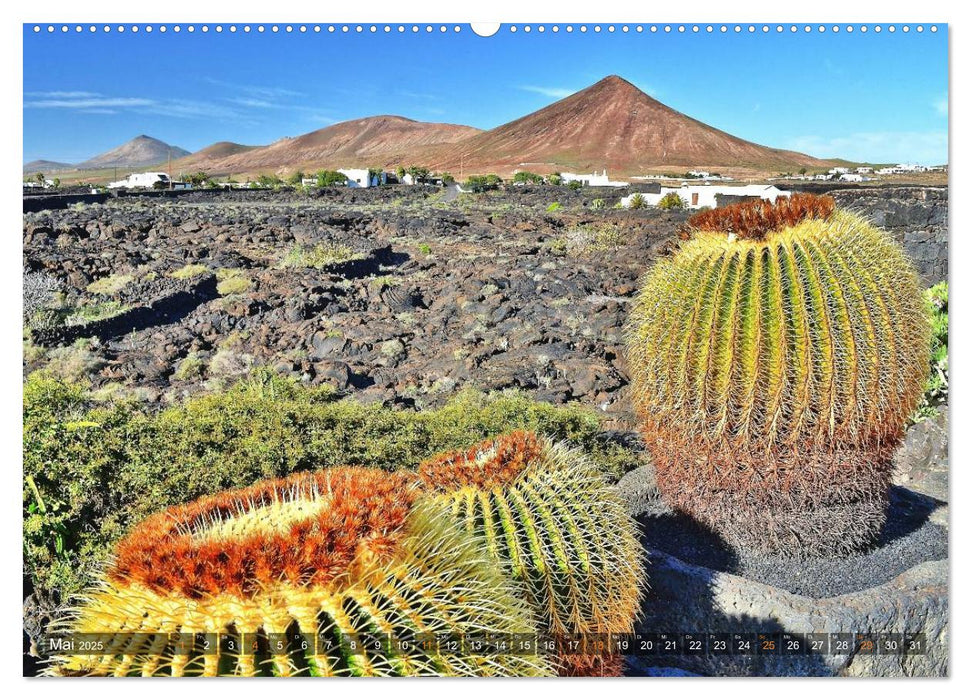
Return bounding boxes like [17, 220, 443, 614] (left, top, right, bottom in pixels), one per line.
[546, 202, 562, 213]
[657, 192, 686, 210]
[281, 244, 361, 269]
[215, 269, 252, 296]
[23, 371, 641, 603]
[512, 171, 544, 185]
[464, 174, 503, 193]
[563, 224, 625, 256]
[172, 352, 205, 381]
[913, 281, 948, 421]
[567, 180, 582, 191]
[63, 300, 129, 326]
[627, 193, 645, 210]
[590, 198, 606, 210]
[86, 274, 132, 296]
[170, 263, 208, 280]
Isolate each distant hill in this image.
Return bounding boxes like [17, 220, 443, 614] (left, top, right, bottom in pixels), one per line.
[35, 76, 837, 180]
[76, 135, 190, 170]
[424, 75, 832, 175]
[174, 117, 481, 175]
[23, 160, 74, 174]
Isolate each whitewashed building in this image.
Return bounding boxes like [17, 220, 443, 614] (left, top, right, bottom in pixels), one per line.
[621, 184, 791, 210]
[338, 168, 386, 188]
[107, 172, 171, 189]
[560, 169, 629, 187]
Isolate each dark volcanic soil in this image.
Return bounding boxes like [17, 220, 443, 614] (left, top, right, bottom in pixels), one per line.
[23, 186, 686, 426]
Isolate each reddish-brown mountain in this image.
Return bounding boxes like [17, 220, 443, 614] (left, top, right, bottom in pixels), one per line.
[172, 75, 830, 178]
[425, 75, 830, 175]
[174, 116, 480, 175]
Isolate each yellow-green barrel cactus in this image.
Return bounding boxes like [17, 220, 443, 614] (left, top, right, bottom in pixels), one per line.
[625, 194, 930, 555]
[46, 467, 551, 677]
[416, 431, 645, 675]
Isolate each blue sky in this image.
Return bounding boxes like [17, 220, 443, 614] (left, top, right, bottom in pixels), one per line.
[23, 24, 948, 165]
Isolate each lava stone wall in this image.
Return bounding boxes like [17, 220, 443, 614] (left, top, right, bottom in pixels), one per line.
[831, 187, 948, 286]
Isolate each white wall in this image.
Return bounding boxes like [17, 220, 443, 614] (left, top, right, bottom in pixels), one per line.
[621, 185, 790, 210]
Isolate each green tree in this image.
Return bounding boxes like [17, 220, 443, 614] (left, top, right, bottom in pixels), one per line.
[513, 171, 543, 185]
[315, 170, 348, 187]
[256, 174, 281, 188]
[547, 173, 563, 186]
[464, 174, 503, 193]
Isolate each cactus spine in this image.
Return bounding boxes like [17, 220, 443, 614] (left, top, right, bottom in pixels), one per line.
[417, 431, 645, 675]
[626, 195, 930, 555]
[48, 468, 551, 677]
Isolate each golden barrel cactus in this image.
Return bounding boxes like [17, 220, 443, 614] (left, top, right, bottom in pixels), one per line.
[47, 467, 550, 677]
[417, 431, 645, 675]
[625, 195, 930, 555]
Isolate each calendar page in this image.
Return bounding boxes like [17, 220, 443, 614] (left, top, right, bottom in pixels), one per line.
[19, 13, 949, 680]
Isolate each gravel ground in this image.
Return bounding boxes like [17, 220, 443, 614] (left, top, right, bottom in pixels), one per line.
[618, 466, 948, 599]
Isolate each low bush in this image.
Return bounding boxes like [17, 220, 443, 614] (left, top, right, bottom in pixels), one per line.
[913, 281, 949, 421]
[657, 192, 686, 210]
[464, 174, 503, 193]
[170, 263, 208, 280]
[23, 270, 62, 327]
[215, 269, 252, 295]
[24, 370, 641, 602]
[281, 243, 361, 269]
[563, 224, 626, 256]
[86, 274, 132, 296]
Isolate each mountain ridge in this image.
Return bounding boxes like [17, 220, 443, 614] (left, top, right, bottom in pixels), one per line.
[76, 135, 190, 170]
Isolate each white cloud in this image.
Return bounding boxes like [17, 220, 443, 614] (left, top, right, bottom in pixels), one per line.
[934, 95, 948, 116]
[24, 96, 154, 109]
[228, 97, 280, 109]
[203, 78, 303, 99]
[24, 90, 100, 98]
[519, 85, 575, 99]
[398, 90, 440, 101]
[787, 130, 948, 165]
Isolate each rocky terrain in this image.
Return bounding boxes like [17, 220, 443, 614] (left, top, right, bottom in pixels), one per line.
[22, 185, 947, 425]
[23, 185, 684, 425]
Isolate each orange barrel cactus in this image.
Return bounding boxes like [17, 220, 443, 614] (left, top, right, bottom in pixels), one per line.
[47, 467, 551, 677]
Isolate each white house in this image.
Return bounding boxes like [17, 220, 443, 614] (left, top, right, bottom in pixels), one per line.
[828, 167, 850, 175]
[621, 184, 791, 210]
[107, 172, 171, 189]
[560, 169, 629, 187]
[855, 166, 873, 174]
[839, 173, 866, 182]
[338, 168, 386, 188]
[877, 163, 929, 175]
